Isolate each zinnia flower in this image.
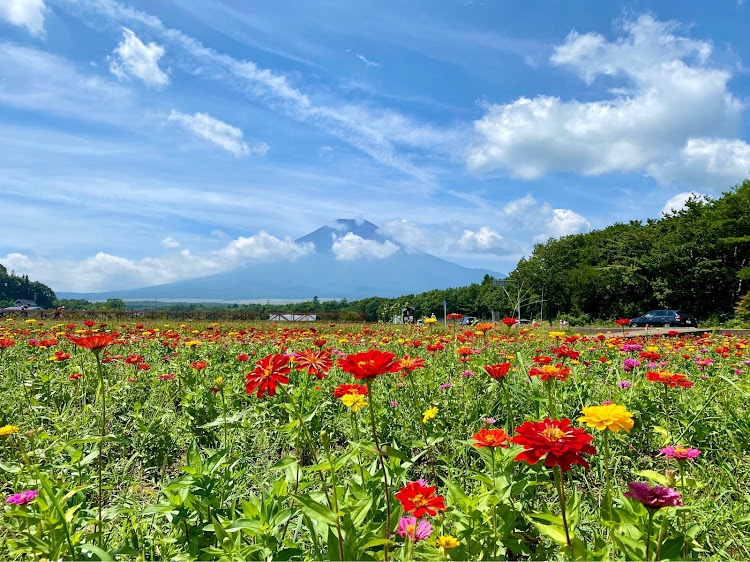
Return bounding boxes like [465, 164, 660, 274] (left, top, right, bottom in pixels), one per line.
[191, 361, 208, 370]
[422, 406, 438, 423]
[395, 355, 426, 373]
[625, 482, 682, 509]
[69, 333, 118, 354]
[333, 384, 368, 398]
[528, 363, 573, 382]
[484, 363, 511, 380]
[294, 349, 333, 380]
[646, 370, 693, 388]
[512, 418, 596, 471]
[5, 490, 38, 505]
[396, 516, 433, 542]
[0, 425, 20, 436]
[660, 446, 700, 460]
[341, 392, 368, 412]
[395, 481, 446, 517]
[337, 349, 399, 380]
[246, 353, 291, 398]
[578, 403, 634, 432]
[436, 535, 460, 549]
[472, 428, 511, 448]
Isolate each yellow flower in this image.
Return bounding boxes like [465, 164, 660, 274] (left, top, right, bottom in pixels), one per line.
[422, 407, 438, 424]
[425, 317, 437, 324]
[549, 331, 565, 338]
[341, 393, 368, 412]
[436, 535, 460, 549]
[185, 340, 203, 347]
[338, 338, 348, 344]
[578, 403, 634, 432]
[214, 377, 224, 388]
[0, 425, 20, 436]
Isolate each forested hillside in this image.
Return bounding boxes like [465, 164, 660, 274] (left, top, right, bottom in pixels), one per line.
[509, 180, 750, 323]
[0, 263, 57, 309]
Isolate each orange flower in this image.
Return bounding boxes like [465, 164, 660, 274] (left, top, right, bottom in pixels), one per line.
[294, 349, 333, 380]
[395, 355, 426, 373]
[528, 363, 573, 381]
[472, 428, 511, 448]
[646, 371, 693, 388]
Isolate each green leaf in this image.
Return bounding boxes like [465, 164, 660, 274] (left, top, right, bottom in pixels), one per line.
[80, 544, 114, 561]
[292, 494, 338, 527]
[633, 469, 670, 486]
[225, 518, 262, 533]
[269, 456, 299, 471]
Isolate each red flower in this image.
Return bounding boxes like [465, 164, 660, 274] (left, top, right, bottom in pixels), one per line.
[83, 321, 97, 328]
[313, 339, 327, 348]
[137, 364, 150, 371]
[446, 313, 463, 320]
[337, 349, 399, 380]
[69, 333, 118, 354]
[484, 363, 511, 380]
[528, 364, 573, 381]
[395, 482, 446, 517]
[501, 317, 518, 327]
[294, 349, 333, 380]
[333, 384, 368, 398]
[646, 371, 693, 388]
[246, 353, 291, 398]
[236, 354, 250, 361]
[614, 318, 631, 326]
[124, 354, 144, 365]
[472, 428, 511, 448]
[69, 373, 82, 380]
[191, 361, 208, 370]
[533, 356, 552, 364]
[511, 418, 596, 471]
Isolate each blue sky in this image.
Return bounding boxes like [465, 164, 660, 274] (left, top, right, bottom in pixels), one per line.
[1, 0, 749, 293]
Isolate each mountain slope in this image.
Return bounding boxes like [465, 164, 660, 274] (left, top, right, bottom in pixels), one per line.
[59, 219, 503, 300]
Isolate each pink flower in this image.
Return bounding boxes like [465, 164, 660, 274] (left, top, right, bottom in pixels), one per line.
[396, 516, 433, 542]
[5, 490, 38, 505]
[158, 373, 176, 381]
[660, 446, 701, 461]
[625, 482, 682, 509]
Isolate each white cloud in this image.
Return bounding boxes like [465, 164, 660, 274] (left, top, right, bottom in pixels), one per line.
[356, 53, 382, 67]
[161, 236, 180, 248]
[648, 138, 750, 187]
[0, 0, 45, 36]
[378, 219, 434, 248]
[331, 233, 399, 260]
[502, 194, 590, 241]
[1, 232, 314, 292]
[109, 27, 169, 88]
[167, 110, 268, 157]
[661, 191, 708, 216]
[466, 15, 746, 187]
[453, 227, 511, 254]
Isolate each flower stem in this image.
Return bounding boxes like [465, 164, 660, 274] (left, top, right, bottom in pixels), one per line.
[365, 382, 392, 560]
[323, 435, 345, 562]
[680, 462, 688, 558]
[491, 447, 498, 560]
[646, 509, 655, 561]
[554, 466, 572, 548]
[95, 353, 106, 548]
[546, 380, 557, 418]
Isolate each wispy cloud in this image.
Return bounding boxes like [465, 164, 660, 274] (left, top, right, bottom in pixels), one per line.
[55, 0, 458, 181]
[167, 110, 268, 157]
[356, 53, 382, 67]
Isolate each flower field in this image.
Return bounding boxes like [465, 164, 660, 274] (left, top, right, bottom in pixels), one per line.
[1, 318, 749, 561]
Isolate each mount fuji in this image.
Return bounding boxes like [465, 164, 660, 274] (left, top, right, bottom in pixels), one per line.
[58, 219, 503, 301]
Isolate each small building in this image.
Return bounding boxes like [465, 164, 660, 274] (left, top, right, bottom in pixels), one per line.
[3, 299, 43, 311]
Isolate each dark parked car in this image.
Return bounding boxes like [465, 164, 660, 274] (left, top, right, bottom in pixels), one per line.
[628, 310, 698, 328]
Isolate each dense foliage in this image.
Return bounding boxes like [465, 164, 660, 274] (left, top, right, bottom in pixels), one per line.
[0, 264, 56, 309]
[510, 181, 750, 324]
[1, 318, 749, 561]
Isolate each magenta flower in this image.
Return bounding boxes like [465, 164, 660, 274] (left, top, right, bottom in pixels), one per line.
[660, 446, 701, 461]
[158, 373, 175, 381]
[5, 490, 39, 505]
[617, 380, 632, 389]
[625, 482, 682, 509]
[396, 516, 433, 542]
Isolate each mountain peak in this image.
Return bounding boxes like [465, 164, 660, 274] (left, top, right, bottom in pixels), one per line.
[295, 218, 393, 253]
